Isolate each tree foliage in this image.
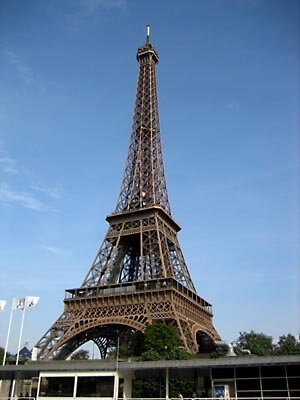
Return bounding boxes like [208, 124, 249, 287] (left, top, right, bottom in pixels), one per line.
[0, 347, 5, 364]
[236, 330, 273, 356]
[133, 377, 164, 398]
[166, 347, 189, 360]
[275, 334, 300, 355]
[208, 332, 300, 358]
[169, 377, 194, 398]
[107, 331, 144, 359]
[133, 376, 194, 398]
[140, 349, 161, 361]
[70, 349, 90, 360]
[209, 345, 227, 359]
[143, 323, 180, 356]
[0, 347, 13, 364]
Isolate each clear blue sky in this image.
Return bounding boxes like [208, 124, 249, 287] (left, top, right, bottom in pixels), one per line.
[0, 0, 299, 355]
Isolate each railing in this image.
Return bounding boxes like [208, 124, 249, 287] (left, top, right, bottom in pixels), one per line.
[64, 278, 212, 313]
[1, 397, 298, 400]
[124, 398, 300, 400]
[0, 398, 35, 400]
[125, 398, 300, 400]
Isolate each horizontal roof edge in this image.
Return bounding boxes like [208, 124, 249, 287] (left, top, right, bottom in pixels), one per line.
[0, 355, 299, 374]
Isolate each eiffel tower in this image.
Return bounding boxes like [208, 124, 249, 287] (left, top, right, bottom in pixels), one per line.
[35, 26, 220, 360]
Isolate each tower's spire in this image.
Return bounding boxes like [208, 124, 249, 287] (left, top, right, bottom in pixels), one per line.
[115, 24, 168, 213]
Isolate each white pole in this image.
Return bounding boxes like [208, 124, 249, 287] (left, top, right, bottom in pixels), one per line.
[10, 379, 16, 399]
[115, 338, 120, 400]
[165, 368, 169, 400]
[16, 304, 26, 365]
[10, 305, 26, 399]
[2, 300, 14, 366]
[116, 336, 120, 371]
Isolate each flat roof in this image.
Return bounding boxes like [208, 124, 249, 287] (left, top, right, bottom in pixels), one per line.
[0, 355, 299, 375]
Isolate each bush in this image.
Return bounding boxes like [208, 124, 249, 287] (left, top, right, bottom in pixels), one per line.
[166, 347, 189, 360]
[133, 377, 164, 398]
[140, 349, 161, 361]
[169, 377, 194, 398]
[209, 345, 227, 359]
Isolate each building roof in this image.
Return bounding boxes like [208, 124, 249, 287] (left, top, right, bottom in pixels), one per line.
[0, 355, 299, 375]
[15, 346, 32, 360]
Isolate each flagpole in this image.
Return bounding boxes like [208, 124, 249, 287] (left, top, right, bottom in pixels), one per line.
[2, 300, 14, 366]
[16, 303, 26, 365]
[10, 302, 27, 399]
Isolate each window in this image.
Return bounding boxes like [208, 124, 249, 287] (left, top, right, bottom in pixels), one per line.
[236, 379, 261, 390]
[290, 390, 300, 397]
[118, 378, 124, 398]
[262, 390, 288, 397]
[286, 365, 300, 376]
[237, 392, 261, 397]
[236, 367, 259, 378]
[212, 368, 234, 379]
[260, 366, 285, 377]
[261, 378, 287, 390]
[76, 376, 114, 397]
[288, 377, 300, 390]
[39, 377, 74, 397]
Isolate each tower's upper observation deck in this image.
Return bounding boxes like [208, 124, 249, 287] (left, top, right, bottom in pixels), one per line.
[137, 25, 159, 63]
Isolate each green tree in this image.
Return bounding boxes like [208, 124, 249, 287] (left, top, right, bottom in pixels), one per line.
[140, 349, 161, 361]
[166, 347, 189, 360]
[0, 347, 13, 364]
[0, 347, 5, 364]
[276, 334, 300, 355]
[133, 377, 164, 398]
[169, 377, 194, 398]
[236, 330, 273, 356]
[70, 349, 90, 360]
[133, 376, 194, 398]
[143, 322, 180, 357]
[209, 345, 227, 359]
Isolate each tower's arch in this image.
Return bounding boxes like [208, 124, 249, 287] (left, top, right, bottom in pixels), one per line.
[46, 321, 145, 360]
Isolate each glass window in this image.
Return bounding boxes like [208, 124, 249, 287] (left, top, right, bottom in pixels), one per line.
[286, 365, 300, 377]
[260, 366, 285, 377]
[118, 378, 124, 399]
[290, 390, 300, 397]
[212, 368, 234, 379]
[39, 377, 74, 397]
[236, 378, 261, 390]
[77, 376, 114, 397]
[237, 392, 261, 397]
[262, 390, 288, 397]
[288, 377, 300, 390]
[261, 378, 287, 390]
[236, 367, 259, 378]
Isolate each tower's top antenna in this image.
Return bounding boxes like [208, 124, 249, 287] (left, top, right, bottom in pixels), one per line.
[146, 24, 150, 44]
[137, 24, 158, 63]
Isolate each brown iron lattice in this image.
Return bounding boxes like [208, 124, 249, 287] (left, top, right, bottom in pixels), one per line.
[35, 27, 220, 360]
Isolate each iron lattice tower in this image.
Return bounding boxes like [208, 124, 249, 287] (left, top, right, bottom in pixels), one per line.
[35, 27, 220, 360]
